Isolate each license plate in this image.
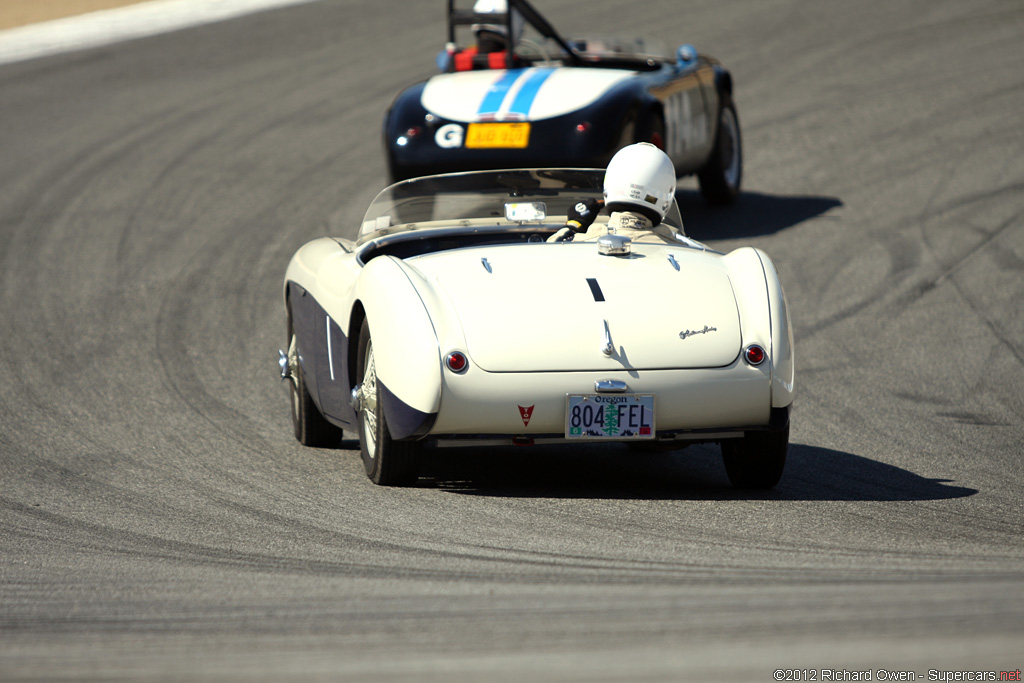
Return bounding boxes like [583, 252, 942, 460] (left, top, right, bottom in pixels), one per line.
[565, 394, 655, 440]
[465, 122, 530, 149]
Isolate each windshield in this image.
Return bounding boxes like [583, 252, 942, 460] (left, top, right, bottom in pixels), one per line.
[358, 168, 685, 244]
[569, 36, 667, 61]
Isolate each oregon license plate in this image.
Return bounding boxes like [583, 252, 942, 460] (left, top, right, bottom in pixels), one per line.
[465, 122, 530, 149]
[565, 394, 655, 440]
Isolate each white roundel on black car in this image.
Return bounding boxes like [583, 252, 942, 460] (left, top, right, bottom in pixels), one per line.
[435, 123, 464, 148]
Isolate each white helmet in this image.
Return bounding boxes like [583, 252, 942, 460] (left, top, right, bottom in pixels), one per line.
[472, 0, 524, 51]
[603, 142, 677, 225]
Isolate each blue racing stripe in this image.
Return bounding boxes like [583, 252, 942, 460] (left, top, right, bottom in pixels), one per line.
[478, 70, 524, 116]
[507, 68, 555, 117]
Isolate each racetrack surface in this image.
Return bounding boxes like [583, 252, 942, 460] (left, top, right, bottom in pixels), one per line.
[1, 0, 1022, 679]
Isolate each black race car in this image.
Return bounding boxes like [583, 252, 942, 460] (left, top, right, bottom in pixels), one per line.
[383, 0, 742, 204]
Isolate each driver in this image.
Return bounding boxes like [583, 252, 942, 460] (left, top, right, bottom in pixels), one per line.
[471, 0, 524, 53]
[548, 142, 680, 244]
[448, 0, 525, 71]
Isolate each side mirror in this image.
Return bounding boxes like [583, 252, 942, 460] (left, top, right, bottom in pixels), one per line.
[676, 44, 698, 67]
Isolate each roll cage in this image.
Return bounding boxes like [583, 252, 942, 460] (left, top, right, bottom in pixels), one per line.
[444, 0, 680, 72]
[445, 0, 584, 69]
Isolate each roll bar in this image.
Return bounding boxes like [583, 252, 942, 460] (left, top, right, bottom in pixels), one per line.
[446, 0, 584, 68]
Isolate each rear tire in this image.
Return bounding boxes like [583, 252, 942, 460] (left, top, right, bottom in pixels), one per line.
[356, 320, 420, 486]
[286, 312, 342, 447]
[697, 99, 742, 205]
[720, 425, 788, 489]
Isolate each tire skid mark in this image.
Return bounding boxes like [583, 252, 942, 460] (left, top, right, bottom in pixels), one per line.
[915, 172, 1024, 365]
[7, 494, 1018, 589]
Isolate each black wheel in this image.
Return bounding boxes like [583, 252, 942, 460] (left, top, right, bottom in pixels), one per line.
[720, 425, 788, 489]
[355, 320, 420, 486]
[697, 99, 742, 205]
[285, 320, 343, 447]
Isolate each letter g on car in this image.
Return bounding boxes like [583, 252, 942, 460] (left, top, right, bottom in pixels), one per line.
[435, 123, 464, 148]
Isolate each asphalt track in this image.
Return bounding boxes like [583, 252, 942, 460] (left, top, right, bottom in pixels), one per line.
[1, 1, 1022, 680]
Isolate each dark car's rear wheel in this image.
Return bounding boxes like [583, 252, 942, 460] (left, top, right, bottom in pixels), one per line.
[285, 316, 343, 447]
[720, 425, 788, 489]
[355, 320, 420, 486]
[697, 99, 742, 205]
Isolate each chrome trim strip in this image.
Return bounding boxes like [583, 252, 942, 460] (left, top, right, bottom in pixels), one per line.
[326, 315, 335, 381]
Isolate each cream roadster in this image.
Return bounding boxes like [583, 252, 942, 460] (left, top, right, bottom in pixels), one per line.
[280, 169, 793, 488]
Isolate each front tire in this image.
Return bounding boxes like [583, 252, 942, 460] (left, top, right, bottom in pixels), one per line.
[355, 320, 420, 486]
[286, 319, 342, 447]
[720, 425, 788, 489]
[697, 99, 742, 205]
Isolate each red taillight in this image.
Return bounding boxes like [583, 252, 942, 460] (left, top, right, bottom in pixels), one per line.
[744, 344, 766, 366]
[406, 126, 422, 138]
[446, 351, 468, 373]
[575, 121, 591, 133]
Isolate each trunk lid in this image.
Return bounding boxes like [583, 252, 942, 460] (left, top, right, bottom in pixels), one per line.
[415, 242, 743, 372]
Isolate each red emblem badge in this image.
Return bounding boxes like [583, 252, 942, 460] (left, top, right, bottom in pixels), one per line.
[518, 405, 535, 426]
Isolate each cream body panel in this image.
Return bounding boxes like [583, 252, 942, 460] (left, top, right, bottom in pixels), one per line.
[284, 231, 790, 433]
[420, 67, 634, 123]
[720, 247, 795, 409]
[762, 251, 795, 408]
[353, 257, 442, 415]
[286, 243, 443, 416]
[720, 245, 771, 352]
[410, 242, 742, 372]
[284, 237, 363, 343]
[430, 364, 771, 434]
[283, 237, 353, 302]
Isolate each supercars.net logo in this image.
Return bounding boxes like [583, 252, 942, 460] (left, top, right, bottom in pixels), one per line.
[772, 669, 1021, 681]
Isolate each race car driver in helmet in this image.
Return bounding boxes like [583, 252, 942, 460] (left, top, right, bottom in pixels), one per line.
[442, 0, 525, 71]
[472, 0, 524, 53]
[549, 143, 681, 244]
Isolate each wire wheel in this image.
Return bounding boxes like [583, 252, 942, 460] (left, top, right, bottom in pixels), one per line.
[355, 319, 420, 486]
[697, 99, 743, 205]
[361, 339, 379, 460]
[285, 301, 341, 447]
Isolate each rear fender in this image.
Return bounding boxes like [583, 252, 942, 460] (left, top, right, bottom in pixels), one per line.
[721, 247, 794, 409]
[759, 250, 795, 408]
[354, 256, 442, 439]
